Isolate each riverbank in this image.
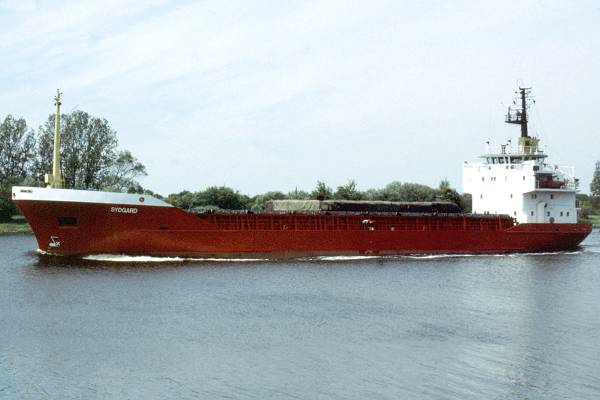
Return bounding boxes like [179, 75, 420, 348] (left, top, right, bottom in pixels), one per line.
[584, 214, 600, 228]
[0, 216, 32, 235]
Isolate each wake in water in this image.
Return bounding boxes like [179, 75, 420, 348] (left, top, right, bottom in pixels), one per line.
[312, 251, 583, 261]
[72, 250, 586, 264]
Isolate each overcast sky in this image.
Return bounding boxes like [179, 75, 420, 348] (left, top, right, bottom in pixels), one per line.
[1, 0, 599, 195]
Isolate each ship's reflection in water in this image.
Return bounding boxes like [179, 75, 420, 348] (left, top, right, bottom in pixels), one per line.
[2, 233, 599, 399]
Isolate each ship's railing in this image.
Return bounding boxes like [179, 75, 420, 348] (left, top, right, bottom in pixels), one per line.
[535, 180, 577, 191]
[194, 212, 515, 232]
[483, 144, 545, 156]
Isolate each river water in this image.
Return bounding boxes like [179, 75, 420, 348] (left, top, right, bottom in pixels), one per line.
[1, 233, 599, 399]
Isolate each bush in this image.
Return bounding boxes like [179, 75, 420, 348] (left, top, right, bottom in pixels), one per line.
[579, 207, 591, 220]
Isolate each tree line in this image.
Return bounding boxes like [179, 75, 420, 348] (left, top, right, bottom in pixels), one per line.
[166, 179, 472, 213]
[0, 112, 146, 221]
[578, 161, 600, 220]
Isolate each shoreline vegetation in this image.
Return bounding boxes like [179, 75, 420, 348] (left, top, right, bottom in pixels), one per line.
[0, 215, 32, 235]
[586, 215, 600, 228]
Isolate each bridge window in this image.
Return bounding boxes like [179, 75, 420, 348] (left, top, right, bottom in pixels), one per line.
[531, 211, 534, 216]
[523, 176, 526, 180]
[547, 212, 551, 217]
[560, 211, 564, 217]
[567, 211, 570, 217]
[550, 194, 554, 199]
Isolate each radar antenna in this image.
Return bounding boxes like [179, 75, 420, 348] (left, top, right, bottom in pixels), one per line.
[505, 86, 539, 155]
[505, 87, 532, 138]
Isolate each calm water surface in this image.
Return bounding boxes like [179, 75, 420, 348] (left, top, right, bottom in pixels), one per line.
[1, 233, 599, 399]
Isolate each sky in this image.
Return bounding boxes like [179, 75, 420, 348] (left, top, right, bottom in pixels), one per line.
[1, 0, 599, 196]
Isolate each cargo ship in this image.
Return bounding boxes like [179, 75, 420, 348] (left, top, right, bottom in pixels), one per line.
[12, 88, 592, 258]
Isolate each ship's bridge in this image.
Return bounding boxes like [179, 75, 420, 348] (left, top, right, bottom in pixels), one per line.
[477, 142, 577, 191]
[463, 140, 578, 224]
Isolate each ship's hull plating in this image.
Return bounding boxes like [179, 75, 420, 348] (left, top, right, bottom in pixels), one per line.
[14, 198, 593, 258]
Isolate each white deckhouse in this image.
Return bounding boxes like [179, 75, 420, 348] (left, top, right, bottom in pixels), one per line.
[463, 88, 578, 224]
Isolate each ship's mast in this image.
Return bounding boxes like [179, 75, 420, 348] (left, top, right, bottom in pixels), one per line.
[505, 87, 531, 137]
[505, 86, 538, 155]
[45, 90, 63, 188]
[518, 87, 528, 137]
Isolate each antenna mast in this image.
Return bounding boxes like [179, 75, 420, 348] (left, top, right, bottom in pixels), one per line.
[505, 87, 531, 137]
[45, 90, 63, 188]
[504, 86, 539, 155]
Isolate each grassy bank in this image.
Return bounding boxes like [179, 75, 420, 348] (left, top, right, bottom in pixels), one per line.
[0, 215, 32, 235]
[586, 214, 600, 228]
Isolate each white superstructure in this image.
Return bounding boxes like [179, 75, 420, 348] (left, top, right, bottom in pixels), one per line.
[462, 87, 578, 224]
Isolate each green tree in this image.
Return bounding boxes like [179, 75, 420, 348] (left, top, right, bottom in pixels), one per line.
[287, 188, 310, 200]
[362, 188, 380, 200]
[250, 191, 287, 211]
[460, 193, 472, 213]
[100, 150, 147, 192]
[0, 115, 36, 182]
[310, 181, 333, 200]
[377, 181, 403, 201]
[376, 181, 437, 202]
[334, 179, 362, 200]
[167, 190, 196, 210]
[34, 111, 146, 191]
[0, 115, 36, 221]
[591, 161, 600, 197]
[436, 179, 463, 208]
[197, 186, 249, 210]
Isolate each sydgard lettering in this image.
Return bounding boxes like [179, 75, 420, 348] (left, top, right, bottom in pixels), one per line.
[110, 207, 138, 214]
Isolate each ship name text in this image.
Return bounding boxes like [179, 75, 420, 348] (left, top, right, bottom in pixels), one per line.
[110, 206, 138, 214]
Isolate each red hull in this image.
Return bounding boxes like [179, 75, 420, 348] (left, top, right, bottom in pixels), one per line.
[14, 199, 593, 258]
